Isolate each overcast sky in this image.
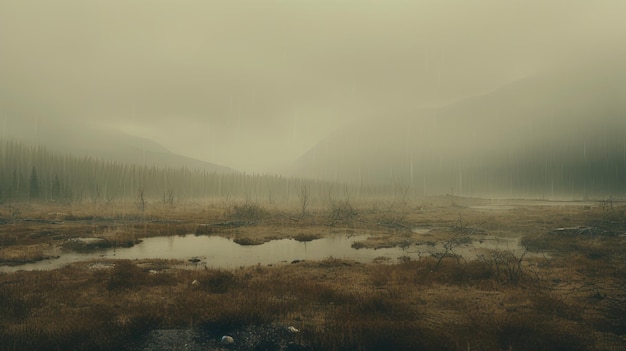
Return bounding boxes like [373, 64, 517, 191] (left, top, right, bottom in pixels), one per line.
[1, 0, 625, 171]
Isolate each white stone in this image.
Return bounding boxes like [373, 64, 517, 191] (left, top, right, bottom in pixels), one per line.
[221, 335, 234, 344]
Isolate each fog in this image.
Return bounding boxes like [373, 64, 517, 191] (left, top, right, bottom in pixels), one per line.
[1, 0, 625, 173]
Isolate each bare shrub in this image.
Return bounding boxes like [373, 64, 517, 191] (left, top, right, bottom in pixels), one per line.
[226, 202, 267, 221]
[477, 249, 527, 284]
[330, 200, 358, 220]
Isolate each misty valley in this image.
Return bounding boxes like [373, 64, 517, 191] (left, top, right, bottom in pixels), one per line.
[2, 69, 626, 350]
[1, 63, 626, 351]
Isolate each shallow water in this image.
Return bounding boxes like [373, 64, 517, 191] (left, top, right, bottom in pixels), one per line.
[0, 233, 534, 272]
[469, 205, 517, 211]
[0, 234, 408, 272]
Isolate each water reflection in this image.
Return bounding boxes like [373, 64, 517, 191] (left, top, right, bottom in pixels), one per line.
[0, 233, 533, 272]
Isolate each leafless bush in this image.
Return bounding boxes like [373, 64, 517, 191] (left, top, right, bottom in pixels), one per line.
[432, 215, 482, 270]
[475, 246, 530, 284]
[330, 200, 358, 220]
[598, 196, 625, 230]
[226, 202, 267, 221]
[599, 196, 615, 216]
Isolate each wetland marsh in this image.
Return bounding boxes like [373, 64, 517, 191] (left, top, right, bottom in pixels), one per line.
[1, 197, 624, 350]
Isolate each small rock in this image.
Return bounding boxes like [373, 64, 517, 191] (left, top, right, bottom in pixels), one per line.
[221, 335, 234, 344]
[191, 279, 200, 285]
[287, 326, 300, 333]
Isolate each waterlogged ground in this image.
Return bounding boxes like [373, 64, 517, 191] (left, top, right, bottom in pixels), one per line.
[0, 197, 571, 271]
[0, 197, 624, 350]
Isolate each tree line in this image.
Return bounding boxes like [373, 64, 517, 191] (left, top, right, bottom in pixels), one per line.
[0, 140, 391, 205]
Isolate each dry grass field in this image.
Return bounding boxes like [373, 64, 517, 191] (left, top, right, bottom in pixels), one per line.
[0, 197, 624, 350]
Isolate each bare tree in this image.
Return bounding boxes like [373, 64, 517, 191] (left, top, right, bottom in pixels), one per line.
[163, 188, 174, 206]
[298, 182, 310, 217]
[391, 180, 411, 208]
[136, 187, 146, 213]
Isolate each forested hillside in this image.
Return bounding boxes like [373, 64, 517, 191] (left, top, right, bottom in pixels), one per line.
[0, 116, 233, 173]
[290, 62, 626, 199]
[0, 140, 367, 205]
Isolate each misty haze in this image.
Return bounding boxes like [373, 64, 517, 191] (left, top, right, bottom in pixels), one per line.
[1, 1, 625, 350]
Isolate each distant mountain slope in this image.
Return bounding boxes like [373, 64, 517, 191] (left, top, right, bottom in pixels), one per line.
[290, 61, 626, 198]
[0, 116, 233, 173]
